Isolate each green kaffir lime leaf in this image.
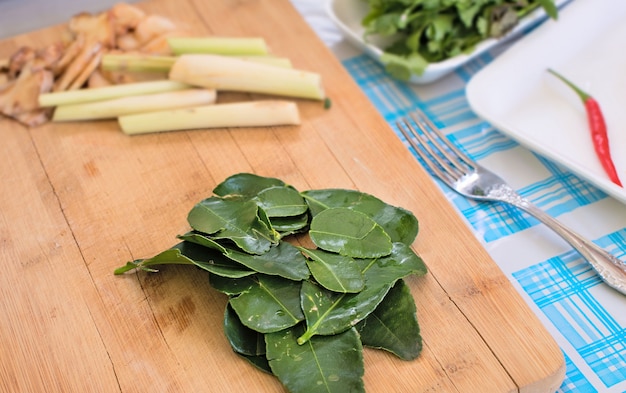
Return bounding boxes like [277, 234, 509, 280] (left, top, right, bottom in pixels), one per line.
[213, 173, 287, 198]
[356, 279, 422, 360]
[309, 207, 393, 258]
[302, 188, 418, 245]
[230, 275, 304, 333]
[223, 242, 310, 281]
[224, 304, 272, 374]
[255, 186, 308, 218]
[187, 196, 275, 254]
[298, 242, 426, 344]
[266, 325, 364, 393]
[298, 247, 364, 293]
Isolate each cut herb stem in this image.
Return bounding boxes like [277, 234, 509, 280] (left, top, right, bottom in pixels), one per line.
[52, 89, 216, 121]
[118, 100, 300, 135]
[169, 54, 325, 100]
[101, 54, 292, 74]
[39, 80, 190, 107]
[167, 37, 269, 56]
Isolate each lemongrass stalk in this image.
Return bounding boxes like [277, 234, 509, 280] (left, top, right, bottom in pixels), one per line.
[53, 89, 216, 121]
[39, 80, 190, 107]
[168, 37, 269, 56]
[239, 56, 292, 68]
[119, 100, 300, 135]
[101, 53, 292, 73]
[101, 54, 176, 72]
[169, 54, 324, 100]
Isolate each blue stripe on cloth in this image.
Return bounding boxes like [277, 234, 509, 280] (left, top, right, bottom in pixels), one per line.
[558, 352, 597, 393]
[341, 54, 608, 243]
[513, 229, 626, 389]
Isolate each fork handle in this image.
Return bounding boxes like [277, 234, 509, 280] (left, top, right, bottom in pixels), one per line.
[512, 200, 626, 295]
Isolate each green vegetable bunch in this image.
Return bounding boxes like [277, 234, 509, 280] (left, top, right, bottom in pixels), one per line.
[115, 173, 427, 393]
[362, 0, 558, 80]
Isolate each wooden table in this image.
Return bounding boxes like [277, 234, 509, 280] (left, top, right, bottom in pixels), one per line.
[0, 0, 565, 391]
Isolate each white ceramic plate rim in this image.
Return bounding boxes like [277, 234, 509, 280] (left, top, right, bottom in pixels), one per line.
[466, 0, 626, 204]
[325, 0, 566, 84]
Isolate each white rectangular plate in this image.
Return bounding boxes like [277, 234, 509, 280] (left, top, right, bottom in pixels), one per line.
[467, 0, 626, 204]
[326, 0, 565, 84]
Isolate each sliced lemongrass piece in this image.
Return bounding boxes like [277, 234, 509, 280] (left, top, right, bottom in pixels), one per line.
[101, 53, 292, 74]
[169, 54, 324, 100]
[101, 54, 176, 73]
[53, 89, 216, 121]
[119, 100, 300, 135]
[39, 80, 190, 107]
[168, 37, 269, 56]
[239, 56, 292, 68]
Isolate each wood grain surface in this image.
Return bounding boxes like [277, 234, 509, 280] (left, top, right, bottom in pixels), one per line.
[0, 0, 565, 392]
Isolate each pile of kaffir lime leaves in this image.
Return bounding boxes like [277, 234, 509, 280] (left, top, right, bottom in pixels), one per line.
[115, 173, 427, 393]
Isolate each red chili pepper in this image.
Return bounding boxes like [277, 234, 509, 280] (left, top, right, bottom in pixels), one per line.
[548, 69, 622, 187]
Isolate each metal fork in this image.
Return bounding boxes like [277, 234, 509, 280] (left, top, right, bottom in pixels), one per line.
[397, 110, 626, 296]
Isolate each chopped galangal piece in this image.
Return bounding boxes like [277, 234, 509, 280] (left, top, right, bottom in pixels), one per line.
[0, 2, 186, 127]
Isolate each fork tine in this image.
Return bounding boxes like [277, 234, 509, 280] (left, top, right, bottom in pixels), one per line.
[397, 109, 477, 185]
[396, 116, 459, 186]
[410, 110, 475, 170]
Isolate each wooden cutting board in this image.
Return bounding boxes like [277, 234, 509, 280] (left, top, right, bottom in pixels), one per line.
[0, 0, 565, 392]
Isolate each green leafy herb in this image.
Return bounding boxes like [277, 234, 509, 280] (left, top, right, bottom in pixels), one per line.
[356, 279, 422, 360]
[230, 275, 305, 333]
[213, 172, 287, 197]
[223, 242, 310, 281]
[302, 188, 418, 244]
[309, 207, 393, 258]
[298, 247, 364, 293]
[224, 304, 272, 373]
[361, 0, 558, 80]
[256, 186, 308, 218]
[114, 173, 428, 393]
[297, 242, 426, 345]
[266, 325, 364, 393]
[187, 196, 278, 254]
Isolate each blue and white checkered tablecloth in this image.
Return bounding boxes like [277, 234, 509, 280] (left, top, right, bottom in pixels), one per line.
[293, 1, 626, 392]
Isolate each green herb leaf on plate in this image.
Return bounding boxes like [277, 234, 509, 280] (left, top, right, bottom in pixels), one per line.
[361, 0, 559, 80]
